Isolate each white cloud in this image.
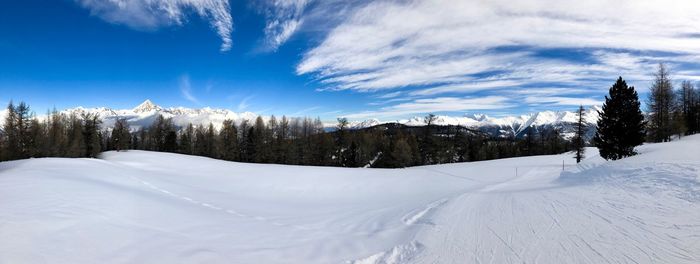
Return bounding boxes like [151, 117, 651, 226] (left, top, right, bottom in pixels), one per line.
[344, 96, 514, 119]
[238, 95, 254, 111]
[77, 0, 233, 51]
[296, 0, 700, 96]
[376, 91, 403, 99]
[409, 80, 524, 96]
[512, 87, 590, 96]
[290, 106, 322, 116]
[179, 75, 199, 104]
[524, 96, 603, 106]
[261, 0, 309, 51]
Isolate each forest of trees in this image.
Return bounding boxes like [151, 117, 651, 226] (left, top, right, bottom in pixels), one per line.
[0, 103, 572, 168]
[646, 64, 700, 141]
[1, 64, 699, 167]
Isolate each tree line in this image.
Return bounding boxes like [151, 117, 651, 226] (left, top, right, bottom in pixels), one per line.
[1, 63, 698, 166]
[108, 114, 573, 168]
[0, 103, 573, 167]
[593, 64, 700, 161]
[0, 102, 102, 161]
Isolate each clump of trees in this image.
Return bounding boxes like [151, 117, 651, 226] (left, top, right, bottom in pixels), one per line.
[0, 102, 102, 161]
[594, 64, 700, 160]
[646, 63, 700, 141]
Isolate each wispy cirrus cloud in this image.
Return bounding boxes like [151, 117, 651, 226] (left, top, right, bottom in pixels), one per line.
[290, 106, 322, 116]
[344, 96, 514, 119]
[76, 0, 233, 51]
[259, 0, 310, 51]
[294, 0, 700, 119]
[524, 96, 603, 106]
[179, 75, 200, 105]
[238, 95, 255, 111]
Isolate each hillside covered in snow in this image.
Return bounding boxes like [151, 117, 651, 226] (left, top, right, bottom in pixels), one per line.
[1, 134, 698, 263]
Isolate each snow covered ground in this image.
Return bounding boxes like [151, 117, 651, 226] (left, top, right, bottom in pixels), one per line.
[1, 136, 699, 263]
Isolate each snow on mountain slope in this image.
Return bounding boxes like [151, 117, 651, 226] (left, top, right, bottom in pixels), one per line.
[1, 135, 699, 263]
[0, 100, 598, 139]
[61, 100, 259, 131]
[344, 106, 601, 139]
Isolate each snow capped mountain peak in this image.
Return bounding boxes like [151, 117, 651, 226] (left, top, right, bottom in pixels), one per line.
[342, 106, 602, 139]
[133, 99, 161, 113]
[467, 113, 489, 122]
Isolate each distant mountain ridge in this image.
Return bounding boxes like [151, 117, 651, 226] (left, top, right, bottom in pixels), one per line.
[345, 106, 601, 140]
[0, 100, 600, 140]
[59, 100, 258, 132]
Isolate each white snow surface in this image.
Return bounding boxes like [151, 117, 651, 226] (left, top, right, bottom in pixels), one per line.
[1, 135, 699, 263]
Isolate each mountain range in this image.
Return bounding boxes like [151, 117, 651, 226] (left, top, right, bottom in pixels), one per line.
[2, 100, 601, 140]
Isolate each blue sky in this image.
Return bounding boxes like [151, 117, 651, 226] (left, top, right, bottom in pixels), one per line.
[1, 0, 699, 121]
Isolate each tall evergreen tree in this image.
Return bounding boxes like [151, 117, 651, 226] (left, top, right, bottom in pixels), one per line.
[15, 102, 33, 158]
[594, 77, 646, 160]
[205, 123, 217, 158]
[66, 113, 86, 157]
[219, 119, 239, 161]
[421, 114, 437, 163]
[336, 117, 350, 166]
[252, 116, 268, 162]
[81, 113, 102, 158]
[111, 118, 131, 151]
[573, 105, 586, 163]
[3, 101, 19, 160]
[179, 123, 194, 154]
[47, 108, 67, 156]
[27, 117, 46, 157]
[193, 125, 208, 156]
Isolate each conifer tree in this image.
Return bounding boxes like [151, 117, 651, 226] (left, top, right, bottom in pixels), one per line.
[179, 123, 194, 154]
[219, 119, 239, 161]
[111, 118, 131, 151]
[252, 116, 267, 162]
[573, 105, 586, 163]
[679, 81, 698, 134]
[594, 77, 646, 160]
[389, 136, 413, 168]
[238, 120, 251, 161]
[3, 101, 19, 160]
[421, 114, 437, 163]
[82, 113, 102, 158]
[205, 123, 217, 157]
[647, 63, 675, 142]
[15, 102, 33, 158]
[27, 118, 46, 157]
[336, 117, 350, 166]
[193, 125, 207, 156]
[66, 113, 86, 157]
[47, 108, 67, 156]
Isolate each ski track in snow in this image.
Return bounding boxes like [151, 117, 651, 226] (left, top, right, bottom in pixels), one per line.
[348, 139, 700, 264]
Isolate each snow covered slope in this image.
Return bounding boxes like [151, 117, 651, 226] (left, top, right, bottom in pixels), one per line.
[1, 135, 699, 263]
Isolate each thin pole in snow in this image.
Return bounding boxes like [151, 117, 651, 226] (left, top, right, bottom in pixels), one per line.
[516, 167, 518, 177]
[562, 160, 564, 171]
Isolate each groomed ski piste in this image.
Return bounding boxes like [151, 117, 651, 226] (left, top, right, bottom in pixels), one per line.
[1, 135, 699, 263]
